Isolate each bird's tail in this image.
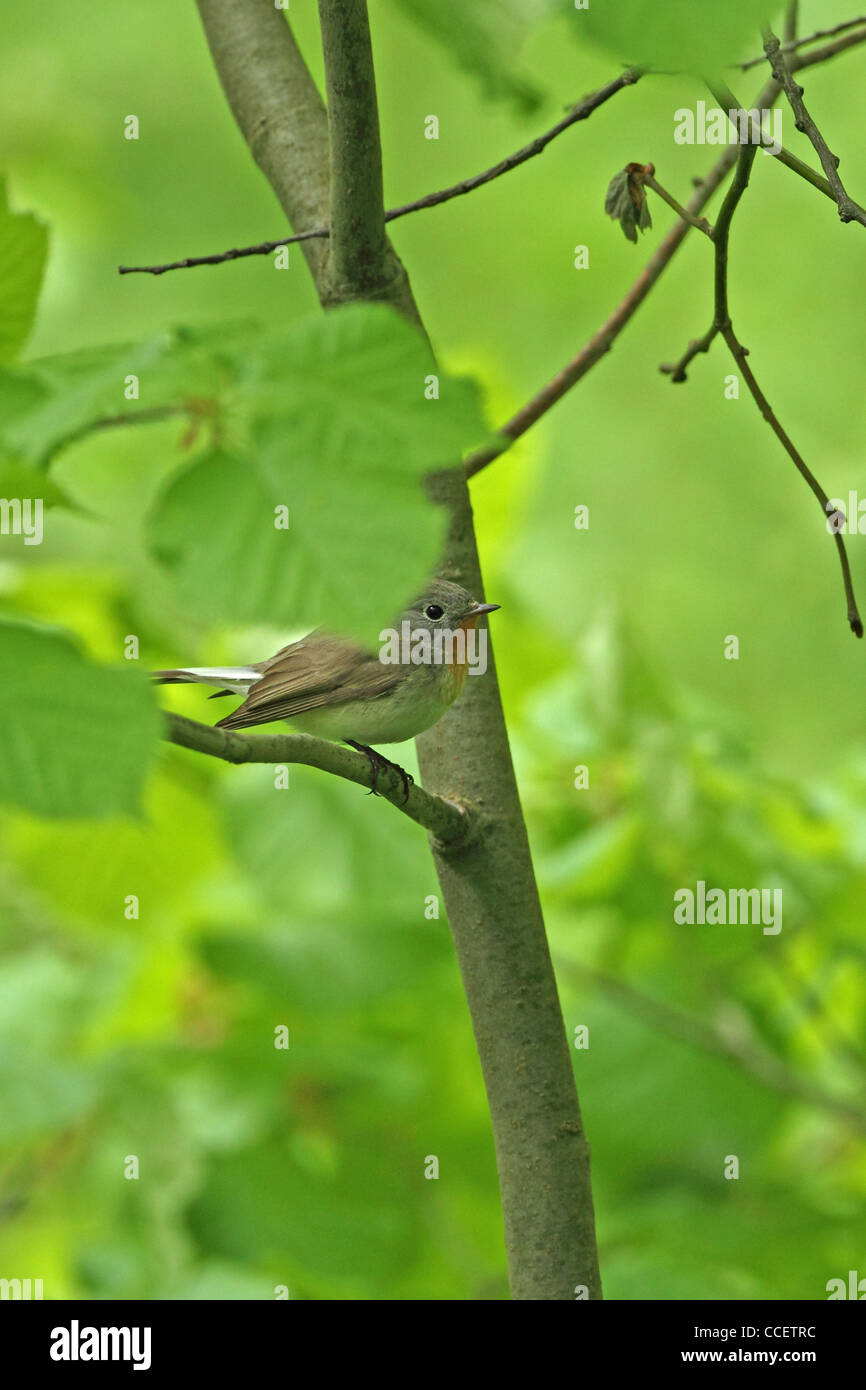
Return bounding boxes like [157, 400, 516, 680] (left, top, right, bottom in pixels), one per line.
[150, 666, 261, 696]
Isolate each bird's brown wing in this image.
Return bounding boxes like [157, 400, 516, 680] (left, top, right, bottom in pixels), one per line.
[215, 633, 401, 731]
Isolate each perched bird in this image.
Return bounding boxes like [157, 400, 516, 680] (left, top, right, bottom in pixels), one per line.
[153, 579, 499, 798]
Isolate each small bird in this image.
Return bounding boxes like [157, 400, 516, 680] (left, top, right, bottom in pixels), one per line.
[153, 579, 499, 799]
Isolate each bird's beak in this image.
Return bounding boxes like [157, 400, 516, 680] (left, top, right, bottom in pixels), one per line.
[469, 602, 500, 616]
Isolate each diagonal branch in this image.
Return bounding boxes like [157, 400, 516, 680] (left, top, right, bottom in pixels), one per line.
[738, 15, 866, 70]
[763, 27, 866, 226]
[118, 68, 642, 277]
[165, 712, 471, 845]
[642, 172, 714, 238]
[463, 141, 743, 477]
[463, 29, 866, 481]
[708, 79, 866, 218]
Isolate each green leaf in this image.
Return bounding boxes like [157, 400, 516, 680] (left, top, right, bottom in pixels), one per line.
[0, 321, 256, 466]
[150, 305, 486, 639]
[387, 0, 557, 109]
[0, 180, 48, 363]
[0, 333, 223, 466]
[578, 0, 764, 72]
[0, 455, 76, 509]
[147, 448, 301, 628]
[0, 620, 160, 818]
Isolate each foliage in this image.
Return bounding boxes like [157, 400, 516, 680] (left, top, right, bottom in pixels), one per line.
[0, 0, 865, 1299]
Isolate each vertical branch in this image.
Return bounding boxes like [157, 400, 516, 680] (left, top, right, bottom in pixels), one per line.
[315, 0, 423, 322]
[417, 469, 602, 1300]
[712, 143, 758, 326]
[317, 0, 389, 298]
[784, 2, 800, 45]
[195, 0, 331, 283]
[195, 0, 420, 321]
[194, 0, 601, 1296]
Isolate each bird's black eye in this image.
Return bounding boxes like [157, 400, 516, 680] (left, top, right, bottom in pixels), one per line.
[425, 603, 444, 620]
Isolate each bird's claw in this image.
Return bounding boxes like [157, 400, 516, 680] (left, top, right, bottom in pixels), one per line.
[347, 742, 414, 804]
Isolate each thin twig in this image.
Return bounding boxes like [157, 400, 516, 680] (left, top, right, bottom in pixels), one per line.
[117, 69, 642, 276]
[763, 28, 866, 226]
[659, 325, 718, 382]
[35, 405, 197, 470]
[791, 22, 866, 68]
[722, 322, 863, 636]
[462, 30, 866, 481]
[643, 173, 714, 238]
[738, 14, 866, 70]
[464, 143, 743, 478]
[707, 79, 862, 214]
[165, 712, 472, 846]
[663, 142, 863, 637]
[784, 0, 800, 46]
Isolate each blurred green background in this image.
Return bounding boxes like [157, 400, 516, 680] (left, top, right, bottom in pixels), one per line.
[2, 0, 866, 1299]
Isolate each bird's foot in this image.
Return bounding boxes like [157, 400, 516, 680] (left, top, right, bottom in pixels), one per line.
[346, 742, 414, 804]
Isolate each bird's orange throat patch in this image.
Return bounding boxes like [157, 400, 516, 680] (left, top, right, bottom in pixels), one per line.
[444, 614, 482, 691]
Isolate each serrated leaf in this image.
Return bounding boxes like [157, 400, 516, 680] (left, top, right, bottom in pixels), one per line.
[150, 305, 486, 640]
[0, 180, 48, 363]
[0, 321, 256, 466]
[147, 449, 302, 628]
[0, 620, 160, 818]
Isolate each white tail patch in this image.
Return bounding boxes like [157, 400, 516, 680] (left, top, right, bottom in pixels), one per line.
[176, 667, 261, 693]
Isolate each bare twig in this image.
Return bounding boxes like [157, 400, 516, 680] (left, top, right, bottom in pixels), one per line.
[763, 27, 866, 226]
[464, 142, 743, 478]
[793, 22, 866, 68]
[117, 69, 642, 276]
[643, 173, 714, 238]
[784, 1, 800, 46]
[721, 322, 863, 636]
[462, 31, 866, 482]
[663, 141, 863, 637]
[165, 712, 472, 845]
[707, 79, 861, 213]
[738, 15, 866, 69]
[659, 324, 719, 382]
[36, 404, 201, 469]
